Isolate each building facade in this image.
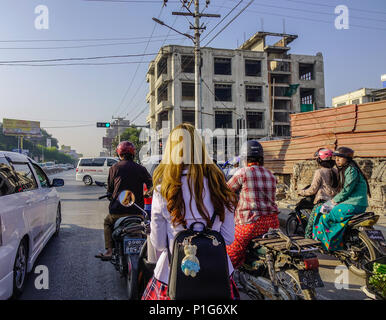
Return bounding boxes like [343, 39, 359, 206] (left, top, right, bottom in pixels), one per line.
[146, 31, 325, 155]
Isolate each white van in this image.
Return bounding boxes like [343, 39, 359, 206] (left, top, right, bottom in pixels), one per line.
[76, 157, 118, 185]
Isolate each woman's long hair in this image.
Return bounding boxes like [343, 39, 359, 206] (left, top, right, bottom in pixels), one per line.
[152, 123, 238, 227]
[336, 159, 371, 197]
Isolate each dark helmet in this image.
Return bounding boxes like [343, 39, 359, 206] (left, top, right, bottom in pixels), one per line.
[116, 141, 135, 157]
[333, 146, 354, 159]
[240, 140, 264, 158]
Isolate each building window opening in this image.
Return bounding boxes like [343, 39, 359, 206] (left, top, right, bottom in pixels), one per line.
[181, 55, 194, 73]
[181, 82, 195, 101]
[300, 88, 315, 105]
[246, 85, 262, 102]
[245, 60, 261, 77]
[299, 63, 314, 80]
[157, 57, 168, 78]
[182, 110, 195, 125]
[214, 84, 232, 101]
[274, 100, 290, 110]
[156, 111, 168, 130]
[274, 111, 289, 123]
[246, 111, 264, 129]
[214, 58, 231, 75]
[157, 83, 168, 104]
[215, 111, 232, 128]
[274, 124, 290, 137]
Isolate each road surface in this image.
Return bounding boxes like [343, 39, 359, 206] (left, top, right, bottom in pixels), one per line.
[21, 170, 370, 300]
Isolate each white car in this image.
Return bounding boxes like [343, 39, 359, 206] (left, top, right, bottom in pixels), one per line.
[0, 151, 64, 299]
[76, 157, 118, 185]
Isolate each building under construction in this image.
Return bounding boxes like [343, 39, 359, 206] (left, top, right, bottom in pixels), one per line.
[146, 31, 326, 153]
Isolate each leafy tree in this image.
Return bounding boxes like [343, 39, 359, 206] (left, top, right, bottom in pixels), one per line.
[111, 127, 145, 161]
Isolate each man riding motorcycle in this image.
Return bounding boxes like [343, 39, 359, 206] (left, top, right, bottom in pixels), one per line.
[226, 140, 280, 268]
[95, 141, 153, 260]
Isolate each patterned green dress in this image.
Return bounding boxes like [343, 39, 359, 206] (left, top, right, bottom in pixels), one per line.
[312, 165, 368, 251]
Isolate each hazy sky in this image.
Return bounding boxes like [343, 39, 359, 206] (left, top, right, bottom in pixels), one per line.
[1, 0, 385, 157]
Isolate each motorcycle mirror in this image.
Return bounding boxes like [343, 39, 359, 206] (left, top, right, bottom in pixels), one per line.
[118, 190, 136, 207]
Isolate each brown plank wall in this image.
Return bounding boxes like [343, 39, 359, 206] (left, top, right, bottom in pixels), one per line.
[261, 100, 386, 174]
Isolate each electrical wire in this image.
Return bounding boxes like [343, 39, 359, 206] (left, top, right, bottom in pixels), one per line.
[0, 53, 158, 64]
[201, 0, 244, 42]
[203, 0, 255, 47]
[113, 5, 165, 118]
[0, 38, 184, 50]
[0, 61, 153, 67]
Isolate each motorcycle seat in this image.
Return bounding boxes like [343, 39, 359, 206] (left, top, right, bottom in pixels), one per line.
[348, 212, 379, 227]
[114, 215, 144, 230]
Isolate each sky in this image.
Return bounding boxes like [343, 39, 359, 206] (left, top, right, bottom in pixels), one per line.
[0, 0, 385, 157]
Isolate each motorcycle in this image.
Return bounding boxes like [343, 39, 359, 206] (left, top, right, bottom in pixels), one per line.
[285, 193, 386, 278]
[96, 181, 156, 299]
[236, 228, 324, 300]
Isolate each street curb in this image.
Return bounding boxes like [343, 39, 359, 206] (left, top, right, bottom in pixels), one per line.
[278, 207, 386, 235]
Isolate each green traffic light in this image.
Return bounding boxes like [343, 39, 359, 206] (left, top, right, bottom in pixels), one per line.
[106, 123, 110, 127]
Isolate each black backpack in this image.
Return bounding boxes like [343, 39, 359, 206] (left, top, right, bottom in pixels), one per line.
[167, 212, 231, 300]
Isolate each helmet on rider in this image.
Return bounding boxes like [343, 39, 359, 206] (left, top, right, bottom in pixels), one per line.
[332, 146, 354, 159]
[314, 148, 334, 168]
[240, 140, 264, 165]
[314, 148, 333, 161]
[116, 141, 136, 160]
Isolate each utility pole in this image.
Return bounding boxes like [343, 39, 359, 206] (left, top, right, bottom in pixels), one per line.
[159, 0, 220, 130]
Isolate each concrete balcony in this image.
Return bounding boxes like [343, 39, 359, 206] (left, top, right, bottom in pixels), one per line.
[155, 73, 173, 89]
[155, 100, 173, 113]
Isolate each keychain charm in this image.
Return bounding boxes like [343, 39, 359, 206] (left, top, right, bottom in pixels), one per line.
[181, 243, 200, 277]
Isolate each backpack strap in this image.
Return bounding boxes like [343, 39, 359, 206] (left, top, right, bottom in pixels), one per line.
[209, 211, 217, 229]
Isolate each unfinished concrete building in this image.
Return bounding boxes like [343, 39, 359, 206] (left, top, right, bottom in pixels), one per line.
[146, 31, 325, 155]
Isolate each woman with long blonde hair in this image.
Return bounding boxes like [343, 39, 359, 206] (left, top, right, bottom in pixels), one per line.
[141, 123, 239, 300]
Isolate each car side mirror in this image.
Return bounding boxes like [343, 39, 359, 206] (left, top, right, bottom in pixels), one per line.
[51, 178, 64, 187]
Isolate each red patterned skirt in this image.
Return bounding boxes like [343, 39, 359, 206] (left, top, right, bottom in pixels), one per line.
[141, 275, 240, 300]
[226, 213, 279, 269]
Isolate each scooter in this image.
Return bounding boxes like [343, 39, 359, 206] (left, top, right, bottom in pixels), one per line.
[96, 182, 157, 299]
[285, 194, 386, 278]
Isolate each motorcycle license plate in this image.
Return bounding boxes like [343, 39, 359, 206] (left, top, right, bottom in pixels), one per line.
[298, 270, 324, 290]
[124, 238, 145, 255]
[365, 230, 385, 242]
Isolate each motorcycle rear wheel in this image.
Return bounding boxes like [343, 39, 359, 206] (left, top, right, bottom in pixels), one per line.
[285, 214, 305, 237]
[345, 231, 377, 278]
[126, 255, 139, 300]
[276, 270, 316, 300]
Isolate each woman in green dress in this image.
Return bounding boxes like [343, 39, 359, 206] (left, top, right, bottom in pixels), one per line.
[312, 147, 371, 251]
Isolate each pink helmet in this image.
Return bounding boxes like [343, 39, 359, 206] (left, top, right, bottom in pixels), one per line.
[314, 148, 333, 161]
[116, 141, 135, 156]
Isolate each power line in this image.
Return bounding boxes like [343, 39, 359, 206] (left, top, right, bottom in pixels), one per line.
[246, 1, 386, 24]
[83, 0, 179, 3]
[0, 61, 152, 67]
[112, 5, 164, 118]
[0, 53, 158, 64]
[0, 38, 184, 50]
[217, 3, 386, 32]
[41, 124, 96, 129]
[0, 34, 185, 43]
[201, 0, 244, 43]
[203, 0, 255, 47]
[281, 0, 386, 16]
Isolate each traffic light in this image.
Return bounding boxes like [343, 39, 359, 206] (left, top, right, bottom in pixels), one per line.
[96, 122, 111, 128]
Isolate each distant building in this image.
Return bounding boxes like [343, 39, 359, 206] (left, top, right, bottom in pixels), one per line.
[146, 31, 326, 150]
[332, 88, 378, 107]
[332, 75, 386, 107]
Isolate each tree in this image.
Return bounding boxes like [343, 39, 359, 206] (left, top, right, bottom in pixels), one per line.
[111, 127, 145, 161]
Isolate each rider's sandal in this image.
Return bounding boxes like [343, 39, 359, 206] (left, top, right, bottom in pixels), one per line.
[95, 252, 112, 261]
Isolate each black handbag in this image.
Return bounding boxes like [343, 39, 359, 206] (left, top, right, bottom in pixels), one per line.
[167, 212, 231, 300]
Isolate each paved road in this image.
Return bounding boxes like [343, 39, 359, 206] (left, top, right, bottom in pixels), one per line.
[21, 170, 128, 300]
[20, 170, 370, 300]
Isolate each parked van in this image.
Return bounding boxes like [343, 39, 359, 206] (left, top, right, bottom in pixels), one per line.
[76, 157, 118, 185]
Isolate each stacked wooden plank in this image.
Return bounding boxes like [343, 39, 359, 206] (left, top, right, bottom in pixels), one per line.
[261, 100, 386, 174]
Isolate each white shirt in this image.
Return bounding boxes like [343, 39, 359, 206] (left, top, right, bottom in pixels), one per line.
[150, 172, 235, 284]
